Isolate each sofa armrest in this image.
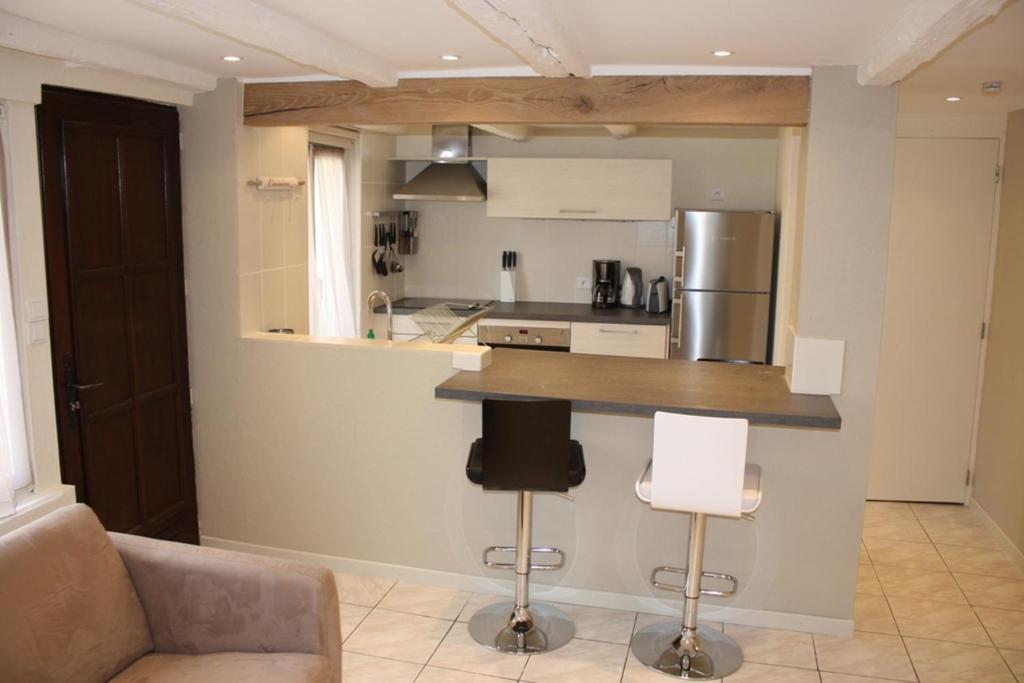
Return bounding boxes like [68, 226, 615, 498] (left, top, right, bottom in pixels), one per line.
[110, 533, 340, 682]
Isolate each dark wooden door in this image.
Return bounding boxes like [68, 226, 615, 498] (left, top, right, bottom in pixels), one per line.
[37, 87, 198, 542]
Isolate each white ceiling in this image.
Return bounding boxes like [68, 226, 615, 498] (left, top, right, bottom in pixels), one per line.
[0, 0, 1019, 114]
[899, 0, 1024, 114]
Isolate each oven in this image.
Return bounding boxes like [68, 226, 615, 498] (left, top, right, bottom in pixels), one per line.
[478, 321, 571, 352]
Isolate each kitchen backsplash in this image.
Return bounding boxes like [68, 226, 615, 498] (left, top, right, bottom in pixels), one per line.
[401, 200, 674, 303]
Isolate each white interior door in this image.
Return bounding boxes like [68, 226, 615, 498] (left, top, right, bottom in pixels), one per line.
[868, 137, 999, 502]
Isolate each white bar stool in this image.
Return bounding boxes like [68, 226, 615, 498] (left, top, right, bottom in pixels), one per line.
[631, 412, 763, 679]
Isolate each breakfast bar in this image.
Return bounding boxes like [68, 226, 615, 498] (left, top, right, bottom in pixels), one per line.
[436, 347, 841, 429]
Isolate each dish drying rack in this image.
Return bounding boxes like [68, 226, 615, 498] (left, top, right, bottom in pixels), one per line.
[411, 302, 495, 343]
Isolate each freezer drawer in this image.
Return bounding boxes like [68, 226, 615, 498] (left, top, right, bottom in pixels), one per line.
[677, 210, 775, 292]
[671, 291, 770, 364]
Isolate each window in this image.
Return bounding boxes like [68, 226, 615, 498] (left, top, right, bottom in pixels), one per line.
[0, 125, 32, 517]
[308, 142, 356, 337]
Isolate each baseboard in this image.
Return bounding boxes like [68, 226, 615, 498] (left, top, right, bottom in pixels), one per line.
[202, 535, 853, 637]
[970, 497, 1024, 572]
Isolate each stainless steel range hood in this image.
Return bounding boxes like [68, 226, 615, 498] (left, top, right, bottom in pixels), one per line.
[393, 125, 486, 202]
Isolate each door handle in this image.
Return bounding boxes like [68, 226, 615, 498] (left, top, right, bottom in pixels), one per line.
[70, 381, 104, 391]
[62, 352, 103, 431]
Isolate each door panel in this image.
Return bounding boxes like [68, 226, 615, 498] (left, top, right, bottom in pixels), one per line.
[867, 137, 999, 503]
[678, 211, 775, 292]
[38, 86, 198, 541]
[673, 291, 770, 363]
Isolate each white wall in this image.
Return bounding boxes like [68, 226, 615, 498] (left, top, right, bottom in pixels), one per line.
[0, 47, 196, 530]
[180, 71, 897, 631]
[397, 132, 779, 303]
[357, 132, 404, 334]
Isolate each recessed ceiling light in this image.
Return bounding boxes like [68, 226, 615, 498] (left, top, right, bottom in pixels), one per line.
[222, 55, 242, 62]
[982, 81, 1003, 94]
[945, 95, 962, 102]
[440, 54, 460, 61]
[712, 50, 734, 57]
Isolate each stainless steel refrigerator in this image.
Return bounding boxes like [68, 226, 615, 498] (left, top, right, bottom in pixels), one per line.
[671, 210, 776, 364]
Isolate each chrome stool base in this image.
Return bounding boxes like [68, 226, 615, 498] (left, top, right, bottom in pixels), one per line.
[468, 601, 574, 655]
[631, 622, 743, 679]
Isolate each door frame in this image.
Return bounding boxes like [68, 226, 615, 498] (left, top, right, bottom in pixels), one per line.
[883, 129, 1007, 503]
[36, 86, 198, 538]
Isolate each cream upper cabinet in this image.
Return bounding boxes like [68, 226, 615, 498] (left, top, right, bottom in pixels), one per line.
[486, 158, 672, 221]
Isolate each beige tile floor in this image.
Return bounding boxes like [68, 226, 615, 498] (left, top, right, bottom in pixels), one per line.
[337, 501, 1024, 682]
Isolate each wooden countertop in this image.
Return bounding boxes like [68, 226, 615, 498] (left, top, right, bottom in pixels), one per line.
[435, 348, 841, 429]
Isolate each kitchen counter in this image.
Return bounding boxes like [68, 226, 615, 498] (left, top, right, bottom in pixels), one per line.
[376, 298, 671, 326]
[435, 348, 841, 429]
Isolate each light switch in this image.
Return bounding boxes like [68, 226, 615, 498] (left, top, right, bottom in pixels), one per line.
[27, 298, 48, 322]
[28, 320, 49, 345]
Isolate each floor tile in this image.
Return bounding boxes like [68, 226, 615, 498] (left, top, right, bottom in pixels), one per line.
[519, 637, 627, 682]
[1000, 648, 1024, 676]
[416, 666, 514, 682]
[862, 516, 930, 543]
[887, 596, 992, 645]
[865, 501, 915, 520]
[724, 662, 821, 682]
[820, 675, 903, 683]
[427, 622, 529, 680]
[345, 608, 453, 664]
[977, 607, 1024, 650]
[335, 571, 396, 607]
[863, 538, 946, 571]
[955, 573, 1024, 611]
[457, 593, 508, 623]
[342, 651, 422, 683]
[904, 636, 1014, 682]
[856, 564, 884, 596]
[555, 603, 637, 644]
[813, 632, 916, 682]
[853, 593, 898, 635]
[873, 564, 967, 604]
[921, 518, 1001, 549]
[340, 602, 372, 641]
[911, 502, 984, 523]
[936, 545, 1024, 579]
[722, 625, 817, 669]
[379, 582, 473, 620]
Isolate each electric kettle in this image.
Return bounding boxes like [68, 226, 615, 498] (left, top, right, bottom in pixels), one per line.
[646, 277, 670, 314]
[621, 267, 643, 308]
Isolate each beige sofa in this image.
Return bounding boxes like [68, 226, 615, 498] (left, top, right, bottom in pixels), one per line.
[0, 504, 341, 682]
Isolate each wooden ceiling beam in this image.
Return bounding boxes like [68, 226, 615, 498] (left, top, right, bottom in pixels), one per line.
[130, 0, 398, 87]
[244, 76, 810, 127]
[447, 0, 589, 78]
[473, 124, 535, 141]
[0, 10, 216, 91]
[858, 0, 1009, 85]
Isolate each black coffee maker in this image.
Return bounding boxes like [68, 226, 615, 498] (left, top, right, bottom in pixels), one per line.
[592, 260, 621, 308]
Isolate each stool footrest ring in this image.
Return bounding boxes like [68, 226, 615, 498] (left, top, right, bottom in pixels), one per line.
[650, 565, 739, 597]
[483, 546, 565, 571]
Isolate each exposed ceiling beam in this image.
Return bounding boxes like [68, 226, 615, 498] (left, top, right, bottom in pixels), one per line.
[0, 10, 216, 91]
[357, 124, 413, 135]
[858, 0, 1010, 85]
[446, 0, 590, 78]
[130, 0, 398, 87]
[605, 124, 638, 139]
[473, 124, 534, 141]
[243, 76, 811, 127]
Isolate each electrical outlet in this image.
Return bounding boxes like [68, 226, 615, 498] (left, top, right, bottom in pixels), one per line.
[576, 276, 592, 289]
[710, 188, 726, 201]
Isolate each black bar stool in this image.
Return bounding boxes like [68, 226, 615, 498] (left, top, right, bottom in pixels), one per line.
[464, 398, 586, 655]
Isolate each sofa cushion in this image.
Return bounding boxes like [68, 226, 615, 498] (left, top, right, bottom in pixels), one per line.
[0, 504, 153, 682]
[108, 652, 331, 682]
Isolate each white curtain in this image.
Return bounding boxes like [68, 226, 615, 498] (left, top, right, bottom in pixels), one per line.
[0, 129, 32, 517]
[309, 144, 356, 338]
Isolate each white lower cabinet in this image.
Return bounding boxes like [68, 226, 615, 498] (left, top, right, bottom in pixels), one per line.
[569, 322, 668, 359]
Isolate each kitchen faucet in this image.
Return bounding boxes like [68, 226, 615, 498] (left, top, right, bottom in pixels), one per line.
[366, 290, 393, 341]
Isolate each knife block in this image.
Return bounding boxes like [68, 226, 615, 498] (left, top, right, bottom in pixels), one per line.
[500, 270, 517, 303]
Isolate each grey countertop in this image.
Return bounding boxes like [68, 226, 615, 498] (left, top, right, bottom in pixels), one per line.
[374, 298, 671, 326]
[436, 348, 841, 429]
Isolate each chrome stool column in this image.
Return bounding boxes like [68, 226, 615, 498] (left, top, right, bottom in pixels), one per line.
[631, 412, 763, 679]
[465, 398, 585, 655]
